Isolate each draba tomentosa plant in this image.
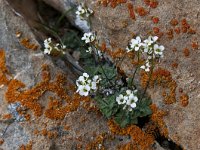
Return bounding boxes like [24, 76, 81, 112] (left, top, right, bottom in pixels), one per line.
[75, 30, 165, 127]
[42, 4, 165, 128]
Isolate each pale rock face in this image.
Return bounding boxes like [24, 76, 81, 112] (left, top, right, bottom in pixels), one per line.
[43, 0, 200, 149]
[2, 0, 200, 149]
[0, 0, 132, 149]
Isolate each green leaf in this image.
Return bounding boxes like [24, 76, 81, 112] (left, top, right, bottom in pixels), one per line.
[95, 94, 118, 118]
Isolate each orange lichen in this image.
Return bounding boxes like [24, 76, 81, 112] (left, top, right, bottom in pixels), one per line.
[20, 38, 39, 51]
[0, 139, 4, 145]
[41, 129, 48, 136]
[180, 94, 189, 107]
[170, 19, 179, 26]
[107, 48, 126, 59]
[5, 64, 84, 118]
[171, 62, 178, 69]
[144, 0, 158, 8]
[33, 129, 39, 135]
[166, 29, 174, 39]
[188, 28, 196, 34]
[172, 47, 177, 52]
[0, 49, 10, 86]
[140, 68, 177, 104]
[2, 113, 12, 120]
[0, 49, 86, 120]
[152, 16, 159, 24]
[135, 7, 148, 16]
[183, 48, 190, 57]
[44, 94, 85, 120]
[127, 3, 135, 20]
[153, 27, 160, 34]
[85, 133, 107, 150]
[149, 1, 158, 8]
[108, 120, 154, 150]
[150, 104, 168, 137]
[101, 0, 127, 8]
[118, 142, 138, 150]
[19, 141, 32, 150]
[174, 27, 181, 34]
[47, 131, 58, 139]
[191, 41, 199, 50]
[180, 18, 191, 34]
[16, 31, 22, 38]
[101, 42, 107, 53]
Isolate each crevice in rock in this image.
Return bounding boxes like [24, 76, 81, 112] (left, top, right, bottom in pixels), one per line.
[5, 1, 186, 150]
[155, 135, 183, 150]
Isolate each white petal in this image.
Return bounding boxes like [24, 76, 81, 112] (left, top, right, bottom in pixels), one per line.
[153, 36, 158, 42]
[126, 90, 132, 95]
[83, 73, 89, 78]
[131, 103, 136, 108]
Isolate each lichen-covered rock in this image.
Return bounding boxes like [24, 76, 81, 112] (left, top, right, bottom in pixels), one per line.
[0, 0, 126, 149]
[42, 0, 200, 149]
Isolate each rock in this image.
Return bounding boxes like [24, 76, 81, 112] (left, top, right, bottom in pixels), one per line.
[0, 0, 138, 149]
[42, 0, 200, 149]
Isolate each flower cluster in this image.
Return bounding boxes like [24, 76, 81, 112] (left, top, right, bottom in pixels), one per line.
[76, 73, 101, 96]
[44, 38, 66, 55]
[76, 4, 93, 20]
[116, 90, 138, 111]
[81, 32, 96, 43]
[126, 36, 165, 72]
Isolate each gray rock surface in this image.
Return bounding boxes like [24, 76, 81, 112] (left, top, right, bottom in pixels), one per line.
[42, 0, 200, 149]
[0, 0, 147, 149]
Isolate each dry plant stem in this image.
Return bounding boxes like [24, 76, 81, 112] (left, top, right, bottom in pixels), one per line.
[130, 51, 140, 88]
[115, 52, 127, 68]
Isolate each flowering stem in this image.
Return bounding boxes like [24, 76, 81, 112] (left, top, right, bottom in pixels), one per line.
[142, 57, 154, 99]
[94, 45, 113, 86]
[130, 51, 140, 89]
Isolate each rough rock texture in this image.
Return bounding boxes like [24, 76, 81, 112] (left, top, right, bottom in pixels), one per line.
[43, 0, 200, 149]
[0, 0, 133, 149]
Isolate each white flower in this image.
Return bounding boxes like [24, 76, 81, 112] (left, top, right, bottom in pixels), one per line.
[140, 60, 151, 72]
[126, 90, 132, 95]
[93, 75, 101, 83]
[81, 32, 96, 43]
[43, 38, 66, 55]
[126, 98, 137, 109]
[144, 36, 158, 46]
[126, 36, 142, 52]
[44, 47, 52, 55]
[76, 4, 93, 19]
[130, 102, 137, 108]
[129, 94, 138, 103]
[154, 44, 165, 57]
[86, 47, 93, 53]
[116, 94, 126, 105]
[91, 81, 97, 90]
[116, 90, 138, 110]
[76, 73, 100, 96]
[77, 85, 90, 96]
